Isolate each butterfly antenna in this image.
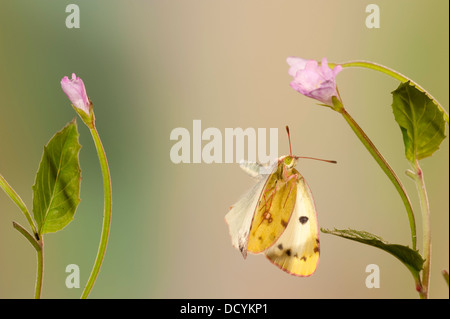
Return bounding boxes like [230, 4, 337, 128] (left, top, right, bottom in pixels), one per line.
[286, 125, 336, 164]
[298, 156, 337, 164]
[285, 126, 293, 157]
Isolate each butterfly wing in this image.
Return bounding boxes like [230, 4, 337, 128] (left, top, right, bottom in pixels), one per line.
[239, 160, 264, 178]
[265, 172, 320, 277]
[246, 166, 298, 254]
[226, 161, 279, 258]
[225, 174, 269, 258]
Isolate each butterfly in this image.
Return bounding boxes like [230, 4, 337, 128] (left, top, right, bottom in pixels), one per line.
[225, 126, 335, 276]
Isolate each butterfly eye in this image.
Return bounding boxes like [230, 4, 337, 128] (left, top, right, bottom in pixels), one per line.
[284, 156, 292, 166]
[283, 156, 298, 169]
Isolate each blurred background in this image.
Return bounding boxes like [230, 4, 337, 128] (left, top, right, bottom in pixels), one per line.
[0, 0, 448, 299]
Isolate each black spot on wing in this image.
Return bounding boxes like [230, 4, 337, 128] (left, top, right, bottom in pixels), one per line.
[277, 244, 283, 250]
[299, 216, 309, 224]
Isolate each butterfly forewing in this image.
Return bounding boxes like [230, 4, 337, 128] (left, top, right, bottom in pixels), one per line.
[247, 163, 298, 254]
[265, 173, 320, 276]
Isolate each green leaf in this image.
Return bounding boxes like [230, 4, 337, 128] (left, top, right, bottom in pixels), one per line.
[33, 120, 81, 235]
[391, 81, 446, 163]
[321, 228, 424, 281]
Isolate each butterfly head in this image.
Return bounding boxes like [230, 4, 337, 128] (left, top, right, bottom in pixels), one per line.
[283, 155, 298, 169]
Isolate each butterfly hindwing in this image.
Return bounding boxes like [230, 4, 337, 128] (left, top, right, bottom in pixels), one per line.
[225, 173, 269, 258]
[247, 163, 298, 254]
[265, 171, 320, 277]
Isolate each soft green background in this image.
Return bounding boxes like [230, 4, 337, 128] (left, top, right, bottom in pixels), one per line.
[0, 0, 448, 299]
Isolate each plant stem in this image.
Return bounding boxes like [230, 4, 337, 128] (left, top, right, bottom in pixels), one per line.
[12, 222, 43, 298]
[1, 176, 43, 298]
[330, 60, 444, 297]
[0, 174, 38, 235]
[35, 236, 44, 299]
[336, 105, 417, 250]
[80, 125, 112, 299]
[330, 60, 449, 124]
[410, 161, 431, 299]
[12, 221, 40, 251]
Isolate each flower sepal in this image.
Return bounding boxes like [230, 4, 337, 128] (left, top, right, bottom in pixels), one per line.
[331, 95, 344, 113]
[72, 101, 95, 129]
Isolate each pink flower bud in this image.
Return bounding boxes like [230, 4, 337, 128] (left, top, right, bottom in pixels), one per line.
[287, 57, 342, 106]
[61, 73, 90, 115]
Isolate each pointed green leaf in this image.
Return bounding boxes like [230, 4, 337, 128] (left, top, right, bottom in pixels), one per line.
[33, 120, 81, 235]
[321, 228, 424, 281]
[391, 81, 446, 163]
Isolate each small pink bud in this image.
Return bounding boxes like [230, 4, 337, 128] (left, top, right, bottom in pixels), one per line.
[61, 73, 90, 115]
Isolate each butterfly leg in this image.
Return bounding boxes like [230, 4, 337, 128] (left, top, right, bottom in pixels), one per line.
[282, 172, 299, 208]
[258, 178, 283, 226]
[260, 186, 277, 223]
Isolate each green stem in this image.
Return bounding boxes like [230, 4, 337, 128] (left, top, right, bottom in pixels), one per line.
[35, 237, 44, 299]
[80, 125, 112, 299]
[330, 60, 449, 124]
[12, 222, 43, 298]
[0, 174, 38, 235]
[12, 221, 40, 250]
[409, 161, 431, 299]
[335, 103, 417, 250]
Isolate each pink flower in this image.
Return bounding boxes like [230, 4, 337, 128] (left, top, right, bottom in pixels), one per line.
[287, 57, 342, 106]
[287, 57, 308, 77]
[61, 73, 90, 115]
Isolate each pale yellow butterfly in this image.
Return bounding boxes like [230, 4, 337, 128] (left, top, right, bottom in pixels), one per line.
[225, 126, 335, 276]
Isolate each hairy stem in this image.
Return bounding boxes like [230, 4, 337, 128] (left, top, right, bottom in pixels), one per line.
[410, 161, 431, 299]
[12, 222, 43, 298]
[334, 103, 417, 250]
[0, 174, 38, 235]
[80, 125, 112, 299]
[35, 237, 44, 299]
[330, 60, 448, 124]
